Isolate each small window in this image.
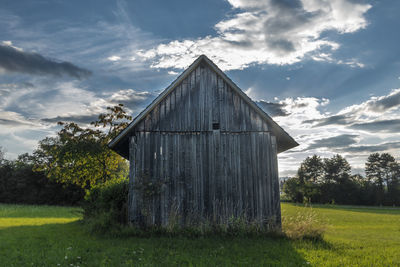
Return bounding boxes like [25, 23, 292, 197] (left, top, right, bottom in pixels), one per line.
[212, 122, 220, 130]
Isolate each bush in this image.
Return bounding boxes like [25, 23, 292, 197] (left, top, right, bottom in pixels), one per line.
[82, 178, 129, 234]
[282, 208, 326, 241]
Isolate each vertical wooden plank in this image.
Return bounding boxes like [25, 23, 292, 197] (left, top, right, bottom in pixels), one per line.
[181, 78, 188, 131]
[211, 69, 218, 129]
[165, 94, 171, 131]
[265, 132, 272, 220]
[144, 112, 151, 132]
[175, 84, 182, 131]
[184, 133, 191, 221]
[210, 131, 216, 220]
[159, 132, 165, 225]
[199, 65, 205, 131]
[214, 129, 222, 220]
[239, 132, 246, 217]
[163, 133, 169, 224]
[244, 104, 250, 132]
[228, 133, 233, 219]
[236, 132, 242, 217]
[189, 69, 196, 131]
[232, 93, 240, 131]
[271, 135, 281, 227]
[170, 90, 176, 131]
[225, 84, 231, 131]
[179, 133, 187, 223]
[218, 77, 225, 131]
[262, 119, 269, 131]
[259, 132, 266, 222]
[257, 133, 263, 223]
[159, 99, 165, 131]
[128, 136, 136, 223]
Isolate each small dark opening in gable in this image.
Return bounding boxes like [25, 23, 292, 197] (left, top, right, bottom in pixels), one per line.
[212, 123, 220, 130]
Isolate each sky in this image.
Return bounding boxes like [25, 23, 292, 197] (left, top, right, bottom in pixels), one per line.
[0, 0, 399, 176]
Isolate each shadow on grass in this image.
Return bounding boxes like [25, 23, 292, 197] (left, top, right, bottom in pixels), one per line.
[0, 221, 318, 266]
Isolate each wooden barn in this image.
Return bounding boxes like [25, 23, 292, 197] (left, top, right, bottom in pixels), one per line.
[109, 55, 298, 228]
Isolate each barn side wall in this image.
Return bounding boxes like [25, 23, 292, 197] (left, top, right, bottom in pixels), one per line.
[129, 132, 281, 227]
[128, 63, 281, 227]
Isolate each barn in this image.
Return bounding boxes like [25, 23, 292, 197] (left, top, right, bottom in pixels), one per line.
[109, 55, 298, 228]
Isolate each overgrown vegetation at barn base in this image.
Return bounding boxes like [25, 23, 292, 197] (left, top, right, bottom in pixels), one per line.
[82, 177, 325, 240]
[82, 178, 129, 234]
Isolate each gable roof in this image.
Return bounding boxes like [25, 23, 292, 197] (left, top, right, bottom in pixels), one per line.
[109, 55, 298, 157]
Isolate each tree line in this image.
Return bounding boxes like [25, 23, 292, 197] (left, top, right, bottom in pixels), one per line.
[283, 154, 400, 206]
[1, 103, 399, 207]
[0, 105, 130, 205]
[0, 151, 84, 205]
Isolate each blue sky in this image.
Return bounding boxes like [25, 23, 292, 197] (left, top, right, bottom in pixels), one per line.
[0, 0, 399, 176]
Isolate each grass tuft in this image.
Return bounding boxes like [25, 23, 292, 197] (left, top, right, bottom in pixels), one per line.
[282, 207, 326, 241]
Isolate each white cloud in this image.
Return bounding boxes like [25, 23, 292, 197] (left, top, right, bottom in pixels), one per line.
[274, 89, 400, 176]
[1, 40, 23, 51]
[107, 55, 121, 61]
[339, 88, 400, 116]
[137, 0, 371, 71]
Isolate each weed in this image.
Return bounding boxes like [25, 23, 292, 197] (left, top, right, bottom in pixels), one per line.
[282, 207, 326, 241]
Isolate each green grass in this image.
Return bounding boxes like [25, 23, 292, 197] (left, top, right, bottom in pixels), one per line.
[0, 203, 399, 266]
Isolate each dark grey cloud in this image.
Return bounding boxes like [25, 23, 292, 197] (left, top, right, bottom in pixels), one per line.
[108, 90, 155, 110]
[0, 45, 92, 79]
[366, 90, 400, 112]
[267, 39, 295, 53]
[0, 118, 32, 126]
[270, 0, 303, 10]
[41, 90, 155, 125]
[263, 0, 317, 53]
[350, 119, 400, 133]
[308, 134, 358, 150]
[339, 142, 400, 153]
[42, 114, 99, 124]
[257, 100, 289, 117]
[303, 115, 352, 127]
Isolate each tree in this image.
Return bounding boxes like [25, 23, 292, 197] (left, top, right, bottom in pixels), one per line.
[323, 154, 351, 183]
[0, 153, 84, 205]
[297, 155, 324, 184]
[0, 146, 5, 165]
[34, 104, 131, 188]
[295, 155, 325, 203]
[282, 177, 303, 203]
[365, 153, 400, 205]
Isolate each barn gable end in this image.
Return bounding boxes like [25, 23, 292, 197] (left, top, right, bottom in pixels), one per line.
[109, 55, 298, 158]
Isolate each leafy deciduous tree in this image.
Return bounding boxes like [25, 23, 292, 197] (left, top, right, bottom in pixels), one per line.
[34, 104, 131, 188]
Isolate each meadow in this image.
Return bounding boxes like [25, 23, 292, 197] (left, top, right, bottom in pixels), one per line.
[0, 203, 399, 266]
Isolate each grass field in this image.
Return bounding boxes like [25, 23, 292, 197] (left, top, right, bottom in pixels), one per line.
[0, 203, 399, 266]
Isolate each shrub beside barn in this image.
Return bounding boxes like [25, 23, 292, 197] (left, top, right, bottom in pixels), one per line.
[109, 55, 298, 228]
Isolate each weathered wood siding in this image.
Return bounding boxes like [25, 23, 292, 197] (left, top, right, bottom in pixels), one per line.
[135, 62, 269, 132]
[128, 63, 281, 227]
